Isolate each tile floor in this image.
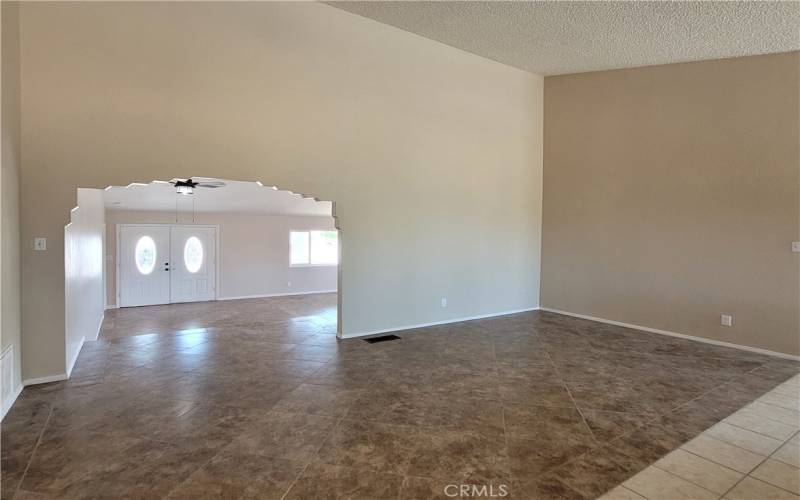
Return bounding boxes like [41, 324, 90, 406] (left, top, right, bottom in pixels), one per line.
[1, 293, 798, 499]
[602, 374, 800, 500]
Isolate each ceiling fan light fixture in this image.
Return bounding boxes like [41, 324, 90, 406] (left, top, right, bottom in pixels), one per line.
[176, 185, 194, 195]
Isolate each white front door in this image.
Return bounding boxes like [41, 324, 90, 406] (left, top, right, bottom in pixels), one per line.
[118, 225, 216, 307]
[119, 226, 171, 307]
[170, 226, 216, 303]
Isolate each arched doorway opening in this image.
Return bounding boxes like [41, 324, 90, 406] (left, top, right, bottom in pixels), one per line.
[63, 177, 341, 378]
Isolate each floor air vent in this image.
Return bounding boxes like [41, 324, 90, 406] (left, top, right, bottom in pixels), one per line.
[363, 334, 401, 343]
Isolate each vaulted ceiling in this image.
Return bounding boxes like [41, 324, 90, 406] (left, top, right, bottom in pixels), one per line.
[328, 1, 800, 75]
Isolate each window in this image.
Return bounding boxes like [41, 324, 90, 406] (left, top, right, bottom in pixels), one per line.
[134, 236, 156, 275]
[290, 231, 310, 265]
[183, 236, 204, 273]
[290, 230, 338, 266]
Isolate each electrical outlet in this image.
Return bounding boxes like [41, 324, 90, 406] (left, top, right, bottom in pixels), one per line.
[441, 297, 447, 308]
[721, 314, 733, 327]
[34, 238, 47, 251]
[287, 281, 292, 288]
[793, 242, 800, 253]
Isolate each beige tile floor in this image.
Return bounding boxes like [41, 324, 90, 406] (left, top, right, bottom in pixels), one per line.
[602, 374, 800, 500]
[2, 293, 798, 499]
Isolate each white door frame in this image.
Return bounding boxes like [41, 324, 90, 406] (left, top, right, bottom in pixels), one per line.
[116, 223, 220, 306]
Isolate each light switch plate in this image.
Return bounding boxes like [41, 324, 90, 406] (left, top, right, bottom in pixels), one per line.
[793, 242, 800, 253]
[34, 237, 47, 251]
[721, 314, 733, 327]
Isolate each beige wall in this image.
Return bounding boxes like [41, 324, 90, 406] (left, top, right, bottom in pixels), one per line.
[19, 2, 544, 379]
[542, 52, 800, 356]
[64, 189, 105, 375]
[1, 1, 22, 411]
[105, 211, 337, 304]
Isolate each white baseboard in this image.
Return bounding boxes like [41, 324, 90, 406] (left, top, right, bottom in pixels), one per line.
[2, 384, 23, 420]
[1, 345, 23, 420]
[89, 314, 105, 342]
[23, 373, 68, 386]
[105, 304, 118, 310]
[540, 307, 800, 361]
[341, 307, 540, 339]
[65, 335, 86, 378]
[218, 290, 337, 301]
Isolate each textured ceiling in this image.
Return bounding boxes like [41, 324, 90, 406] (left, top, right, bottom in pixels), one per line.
[328, 1, 800, 75]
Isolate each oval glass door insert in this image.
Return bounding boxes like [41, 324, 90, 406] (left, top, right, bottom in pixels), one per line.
[135, 236, 157, 275]
[184, 236, 204, 273]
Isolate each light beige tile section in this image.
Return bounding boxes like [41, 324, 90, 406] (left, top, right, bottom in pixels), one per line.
[725, 476, 800, 500]
[655, 449, 743, 494]
[624, 466, 717, 500]
[675, 376, 800, 500]
[706, 422, 784, 456]
[759, 393, 800, 412]
[772, 384, 800, 399]
[772, 376, 800, 396]
[745, 402, 800, 428]
[751, 459, 800, 494]
[773, 437, 800, 469]
[725, 409, 799, 440]
[682, 434, 766, 473]
[599, 485, 647, 500]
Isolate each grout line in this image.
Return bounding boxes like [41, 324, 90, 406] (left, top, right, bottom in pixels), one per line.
[721, 420, 791, 442]
[570, 365, 799, 497]
[724, 476, 800, 499]
[160, 442, 224, 498]
[542, 348, 597, 444]
[496, 344, 510, 453]
[14, 405, 54, 497]
[680, 444, 760, 474]
[678, 445, 760, 479]
[514, 346, 652, 498]
[750, 398, 800, 416]
[717, 429, 800, 499]
[672, 422, 792, 468]
[618, 486, 644, 499]
[735, 403, 800, 428]
[280, 411, 349, 500]
[648, 463, 720, 498]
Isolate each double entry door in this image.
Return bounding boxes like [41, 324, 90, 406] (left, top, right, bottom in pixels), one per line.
[119, 225, 217, 307]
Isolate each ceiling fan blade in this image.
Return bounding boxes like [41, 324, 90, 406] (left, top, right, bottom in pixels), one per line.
[196, 181, 226, 188]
